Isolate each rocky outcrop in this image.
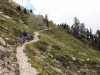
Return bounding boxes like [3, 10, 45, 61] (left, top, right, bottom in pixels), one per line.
[0, 46, 19, 75]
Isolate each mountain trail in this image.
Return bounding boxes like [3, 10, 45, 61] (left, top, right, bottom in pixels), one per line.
[16, 32, 39, 75]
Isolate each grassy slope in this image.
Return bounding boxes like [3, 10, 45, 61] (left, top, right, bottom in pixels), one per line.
[25, 27, 100, 75]
[0, 1, 34, 74]
[0, 0, 47, 45]
[0, 0, 32, 44]
[0, 0, 47, 74]
[0, 13, 33, 44]
[0, 0, 100, 75]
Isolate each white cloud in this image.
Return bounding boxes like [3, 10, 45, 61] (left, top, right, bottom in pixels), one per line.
[13, 0, 27, 7]
[13, 0, 100, 33]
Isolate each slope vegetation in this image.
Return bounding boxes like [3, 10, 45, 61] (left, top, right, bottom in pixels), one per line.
[0, 0, 47, 75]
[25, 27, 100, 75]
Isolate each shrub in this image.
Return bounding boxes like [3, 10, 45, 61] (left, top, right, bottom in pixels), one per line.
[35, 41, 49, 52]
[52, 45, 61, 51]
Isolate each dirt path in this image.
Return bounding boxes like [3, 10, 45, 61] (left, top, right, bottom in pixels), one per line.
[16, 32, 39, 75]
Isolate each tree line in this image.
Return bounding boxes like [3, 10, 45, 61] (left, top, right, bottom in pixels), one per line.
[16, 6, 100, 50]
[16, 5, 33, 14]
[59, 17, 100, 50]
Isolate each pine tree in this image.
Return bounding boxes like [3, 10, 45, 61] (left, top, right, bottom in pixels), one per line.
[44, 14, 49, 28]
[96, 30, 100, 49]
[61, 23, 64, 28]
[30, 9, 33, 13]
[86, 28, 90, 40]
[17, 6, 21, 11]
[90, 28, 93, 39]
[96, 30, 100, 43]
[24, 8, 27, 14]
[63, 23, 67, 29]
[80, 23, 85, 38]
[72, 17, 80, 35]
[66, 24, 71, 33]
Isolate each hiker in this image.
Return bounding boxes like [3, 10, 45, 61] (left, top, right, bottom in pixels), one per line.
[21, 32, 28, 44]
[15, 32, 28, 47]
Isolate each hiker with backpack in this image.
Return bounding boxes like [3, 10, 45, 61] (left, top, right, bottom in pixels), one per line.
[21, 32, 28, 44]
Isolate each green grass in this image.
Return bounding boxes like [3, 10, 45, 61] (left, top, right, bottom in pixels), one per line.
[25, 27, 100, 75]
[0, 0, 47, 45]
[0, 0, 100, 75]
[0, 13, 34, 45]
[0, 0, 54, 75]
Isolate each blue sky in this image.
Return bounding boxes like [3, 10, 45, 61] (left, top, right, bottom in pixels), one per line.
[13, 0, 100, 33]
[26, 1, 35, 11]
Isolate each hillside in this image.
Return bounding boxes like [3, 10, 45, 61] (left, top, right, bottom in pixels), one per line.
[25, 27, 100, 75]
[0, 0, 100, 75]
[0, 0, 47, 75]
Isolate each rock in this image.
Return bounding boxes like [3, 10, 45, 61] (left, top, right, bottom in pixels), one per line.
[0, 37, 6, 46]
[0, 70, 2, 74]
[86, 58, 89, 61]
[0, 18, 5, 23]
[0, 12, 3, 14]
[81, 59, 84, 61]
[53, 67, 62, 74]
[72, 57, 76, 60]
[0, 50, 16, 75]
[97, 64, 100, 68]
[67, 67, 69, 69]
[56, 69, 62, 73]
[79, 52, 87, 56]
[5, 38, 9, 40]
[78, 70, 80, 73]
[0, 46, 5, 51]
[49, 54, 53, 58]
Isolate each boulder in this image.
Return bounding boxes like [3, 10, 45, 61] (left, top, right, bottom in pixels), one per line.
[0, 46, 5, 51]
[0, 37, 6, 46]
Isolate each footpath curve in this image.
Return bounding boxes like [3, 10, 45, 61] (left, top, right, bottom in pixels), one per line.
[16, 32, 39, 75]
